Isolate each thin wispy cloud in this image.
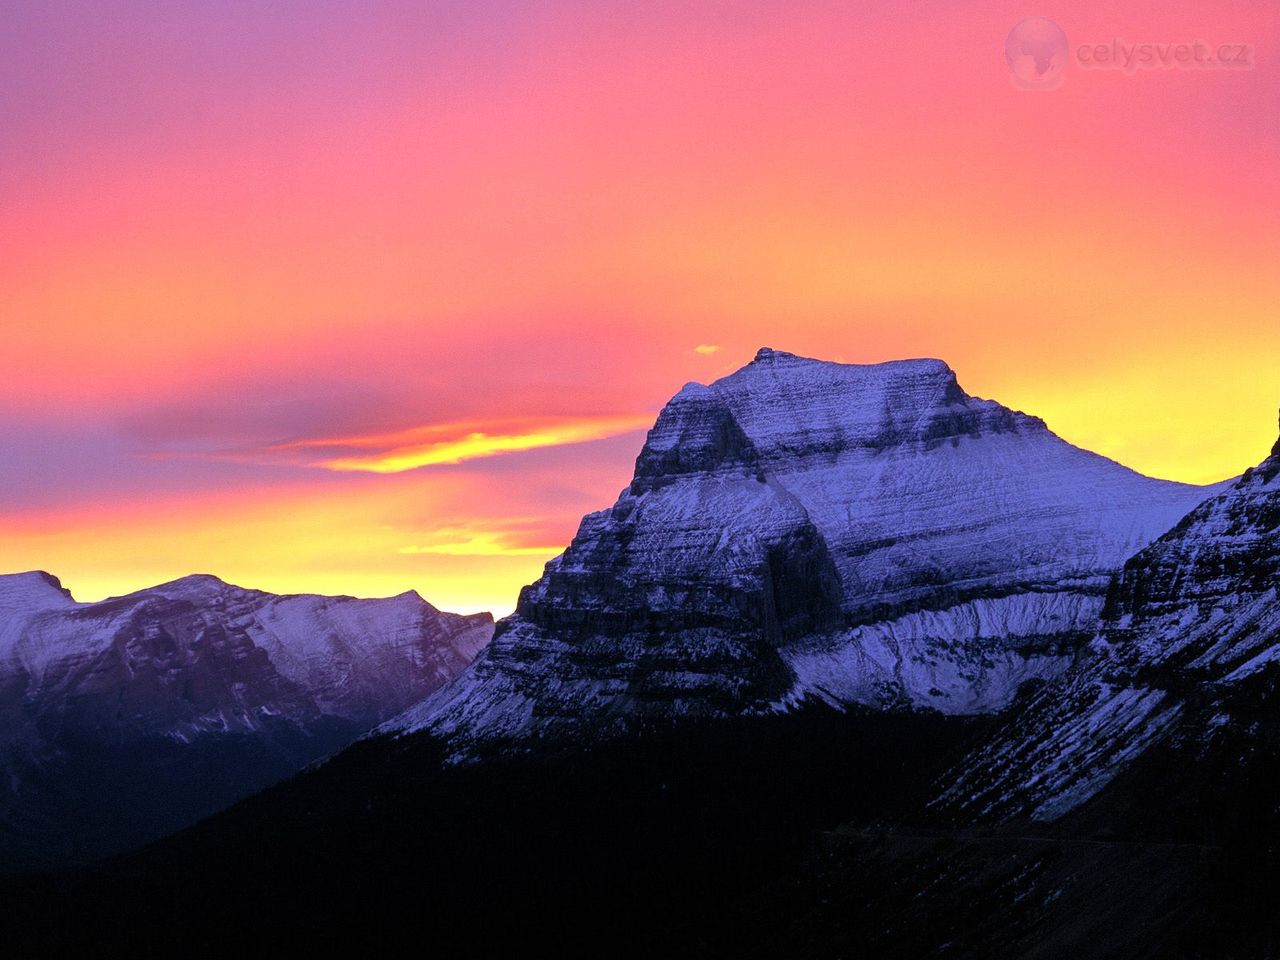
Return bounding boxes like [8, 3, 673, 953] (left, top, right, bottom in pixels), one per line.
[693, 344, 721, 355]
[273, 414, 653, 474]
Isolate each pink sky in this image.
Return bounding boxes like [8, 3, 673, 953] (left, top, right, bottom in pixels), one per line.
[2, 0, 1277, 613]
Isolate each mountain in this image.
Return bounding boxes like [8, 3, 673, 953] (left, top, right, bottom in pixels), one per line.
[712, 421, 1280, 960]
[0, 572, 492, 869]
[388, 349, 1223, 754]
[936, 417, 1280, 826]
[3, 353, 1266, 958]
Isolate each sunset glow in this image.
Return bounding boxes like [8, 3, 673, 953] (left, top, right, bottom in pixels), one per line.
[286, 415, 656, 474]
[2, 0, 1277, 615]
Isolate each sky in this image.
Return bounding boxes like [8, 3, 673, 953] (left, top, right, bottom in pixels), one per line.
[2, 0, 1277, 614]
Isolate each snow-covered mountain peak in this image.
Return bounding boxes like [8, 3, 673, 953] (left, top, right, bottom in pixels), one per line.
[632, 352, 1051, 495]
[715, 351, 1040, 450]
[137, 573, 247, 602]
[120, 576, 447, 616]
[386, 352, 1225, 751]
[0, 571, 78, 612]
[748, 346, 950, 376]
[736, 348, 955, 386]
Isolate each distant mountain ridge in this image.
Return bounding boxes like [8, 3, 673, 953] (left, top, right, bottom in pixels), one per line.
[0, 572, 491, 869]
[387, 349, 1227, 753]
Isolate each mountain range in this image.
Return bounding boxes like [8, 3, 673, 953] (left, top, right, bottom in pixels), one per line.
[3, 348, 1277, 958]
[0, 572, 490, 869]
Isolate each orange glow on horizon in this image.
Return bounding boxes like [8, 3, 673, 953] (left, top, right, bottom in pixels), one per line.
[0, 479, 580, 617]
[3, 0, 1277, 614]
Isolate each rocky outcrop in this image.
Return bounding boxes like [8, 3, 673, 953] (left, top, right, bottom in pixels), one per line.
[388, 349, 1224, 754]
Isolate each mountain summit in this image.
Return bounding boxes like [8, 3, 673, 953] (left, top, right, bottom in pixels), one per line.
[388, 350, 1225, 753]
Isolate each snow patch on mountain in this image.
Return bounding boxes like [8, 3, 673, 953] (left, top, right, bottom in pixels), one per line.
[779, 590, 1104, 714]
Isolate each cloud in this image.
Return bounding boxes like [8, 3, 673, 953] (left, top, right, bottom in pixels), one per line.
[693, 344, 721, 355]
[271, 414, 653, 474]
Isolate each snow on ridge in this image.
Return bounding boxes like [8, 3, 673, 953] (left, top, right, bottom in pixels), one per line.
[0, 571, 79, 610]
[780, 590, 1106, 715]
[0, 572, 494, 734]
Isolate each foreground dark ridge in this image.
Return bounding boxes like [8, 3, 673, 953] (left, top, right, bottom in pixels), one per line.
[6, 697, 1277, 958]
[0, 708, 990, 956]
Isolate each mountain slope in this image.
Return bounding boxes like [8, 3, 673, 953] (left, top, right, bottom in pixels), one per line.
[936, 421, 1280, 825]
[716, 420, 1280, 959]
[0, 573, 492, 869]
[389, 349, 1223, 753]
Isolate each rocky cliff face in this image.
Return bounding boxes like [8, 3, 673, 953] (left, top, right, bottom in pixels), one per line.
[936, 422, 1280, 823]
[0, 573, 491, 868]
[388, 349, 1223, 753]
